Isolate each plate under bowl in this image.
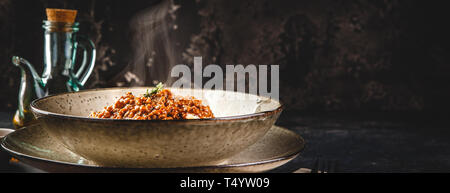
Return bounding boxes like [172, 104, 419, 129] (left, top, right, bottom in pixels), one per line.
[1, 124, 304, 173]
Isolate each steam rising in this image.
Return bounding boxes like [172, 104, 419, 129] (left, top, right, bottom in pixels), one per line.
[116, 0, 180, 87]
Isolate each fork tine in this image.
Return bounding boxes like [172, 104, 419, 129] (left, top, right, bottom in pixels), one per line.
[327, 160, 332, 173]
[318, 159, 325, 173]
[311, 159, 319, 173]
[311, 159, 338, 173]
[328, 160, 334, 173]
[321, 159, 328, 173]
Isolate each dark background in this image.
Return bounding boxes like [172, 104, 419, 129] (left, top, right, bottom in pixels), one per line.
[1, 0, 450, 115]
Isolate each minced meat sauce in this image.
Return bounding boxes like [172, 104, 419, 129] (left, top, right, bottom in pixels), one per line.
[90, 89, 214, 120]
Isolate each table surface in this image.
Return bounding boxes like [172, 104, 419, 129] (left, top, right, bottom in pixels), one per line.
[1, 111, 449, 173]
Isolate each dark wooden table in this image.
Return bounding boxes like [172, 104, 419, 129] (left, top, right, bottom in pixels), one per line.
[1, 111, 450, 173]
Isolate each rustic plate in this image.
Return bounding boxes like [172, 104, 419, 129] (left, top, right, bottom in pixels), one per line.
[1, 124, 304, 173]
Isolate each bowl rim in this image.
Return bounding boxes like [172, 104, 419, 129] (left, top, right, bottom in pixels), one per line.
[30, 87, 283, 123]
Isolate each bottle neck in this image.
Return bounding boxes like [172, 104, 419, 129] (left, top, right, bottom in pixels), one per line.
[42, 20, 79, 33]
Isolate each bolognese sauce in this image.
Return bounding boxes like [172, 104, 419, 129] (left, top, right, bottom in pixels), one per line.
[90, 88, 214, 120]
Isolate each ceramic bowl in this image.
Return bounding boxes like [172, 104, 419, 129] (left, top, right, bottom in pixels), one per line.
[31, 87, 282, 168]
[2, 124, 303, 172]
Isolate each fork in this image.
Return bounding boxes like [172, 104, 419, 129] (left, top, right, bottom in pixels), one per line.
[310, 158, 338, 173]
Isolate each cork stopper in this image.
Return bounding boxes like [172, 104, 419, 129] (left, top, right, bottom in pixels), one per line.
[46, 8, 77, 23]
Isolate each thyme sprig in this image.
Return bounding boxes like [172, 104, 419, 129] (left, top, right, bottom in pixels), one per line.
[144, 82, 164, 97]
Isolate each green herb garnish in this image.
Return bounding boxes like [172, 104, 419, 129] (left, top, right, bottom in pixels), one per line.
[144, 82, 164, 97]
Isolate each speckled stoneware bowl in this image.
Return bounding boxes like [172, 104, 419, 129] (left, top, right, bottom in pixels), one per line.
[30, 87, 282, 168]
[1, 124, 303, 172]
